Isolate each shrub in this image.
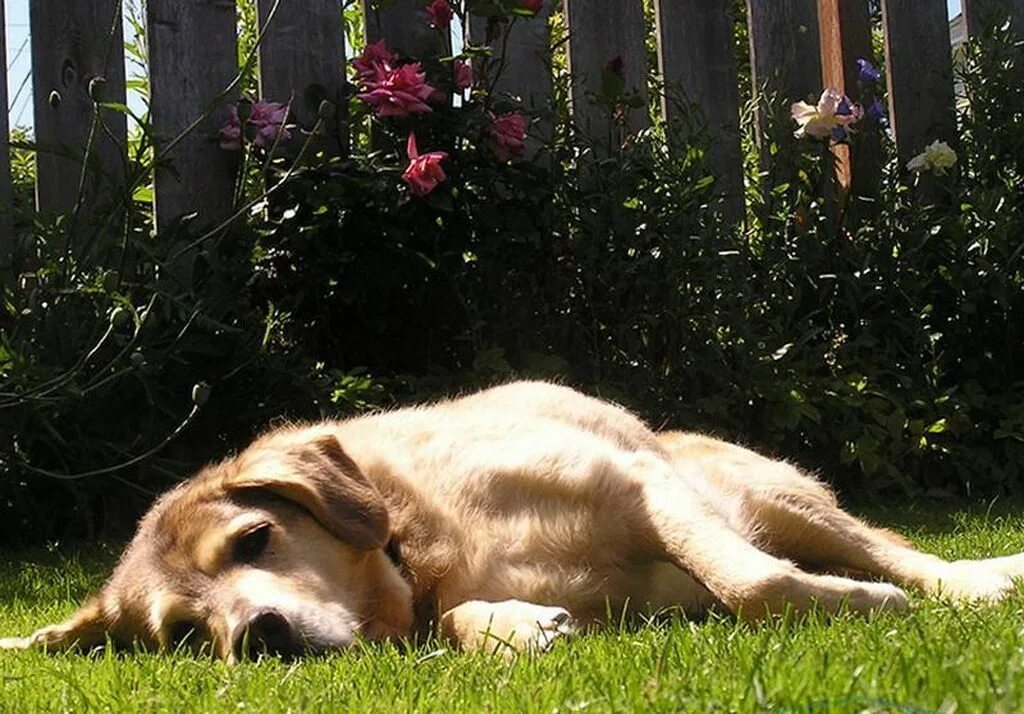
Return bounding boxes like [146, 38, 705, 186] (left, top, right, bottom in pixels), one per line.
[2, 6, 1023, 544]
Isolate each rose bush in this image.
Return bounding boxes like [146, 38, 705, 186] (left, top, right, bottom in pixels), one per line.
[3, 2, 1024, 547]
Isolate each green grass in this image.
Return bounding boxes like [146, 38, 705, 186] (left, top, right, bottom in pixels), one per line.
[4, 507, 1024, 713]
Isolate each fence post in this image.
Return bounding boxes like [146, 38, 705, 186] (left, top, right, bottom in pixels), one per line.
[0, 0, 11, 278]
[818, 0, 881, 202]
[747, 0, 822, 103]
[655, 0, 744, 221]
[257, 0, 347, 154]
[467, 5, 554, 156]
[881, 0, 957, 170]
[148, 0, 239, 233]
[29, 0, 128, 215]
[564, 0, 649, 144]
[365, 0, 448, 58]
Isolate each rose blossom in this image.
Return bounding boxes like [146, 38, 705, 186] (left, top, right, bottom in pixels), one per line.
[454, 59, 473, 91]
[352, 39, 398, 80]
[487, 111, 527, 161]
[427, 0, 453, 29]
[218, 100, 291, 151]
[358, 62, 438, 118]
[520, 0, 544, 13]
[249, 101, 292, 148]
[402, 132, 448, 196]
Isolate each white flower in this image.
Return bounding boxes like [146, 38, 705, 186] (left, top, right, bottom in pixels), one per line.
[907, 140, 958, 175]
[791, 88, 861, 139]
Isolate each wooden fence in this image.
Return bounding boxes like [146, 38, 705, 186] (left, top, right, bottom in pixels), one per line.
[1, 0, 1023, 257]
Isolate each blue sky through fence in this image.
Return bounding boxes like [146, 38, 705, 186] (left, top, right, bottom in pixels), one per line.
[6, 0, 966, 133]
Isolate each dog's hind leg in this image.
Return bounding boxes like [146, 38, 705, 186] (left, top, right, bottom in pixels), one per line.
[734, 480, 1024, 603]
[631, 452, 909, 621]
[704, 455, 1023, 603]
[656, 432, 1024, 604]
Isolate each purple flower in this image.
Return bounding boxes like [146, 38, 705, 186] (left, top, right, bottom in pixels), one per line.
[831, 125, 849, 142]
[866, 99, 888, 127]
[857, 58, 881, 83]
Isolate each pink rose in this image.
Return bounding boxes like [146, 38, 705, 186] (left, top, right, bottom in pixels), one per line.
[454, 59, 473, 91]
[218, 100, 291, 151]
[520, 0, 544, 13]
[353, 39, 398, 80]
[358, 62, 438, 118]
[248, 100, 291, 148]
[487, 111, 527, 161]
[427, 0, 453, 29]
[402, 132, 448, 197]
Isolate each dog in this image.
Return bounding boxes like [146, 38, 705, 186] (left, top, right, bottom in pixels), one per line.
[3, 381, 1023, 661]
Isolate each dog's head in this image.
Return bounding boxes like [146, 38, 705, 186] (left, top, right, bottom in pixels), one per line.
[0, 429, 414, 661]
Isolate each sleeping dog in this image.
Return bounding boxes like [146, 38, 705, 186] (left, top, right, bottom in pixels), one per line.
[3, 381, 1022, 661]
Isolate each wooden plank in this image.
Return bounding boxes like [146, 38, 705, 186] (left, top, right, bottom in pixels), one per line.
[655, 0, 743, 218]
[965, 0, 1024, 37]
[257, 0, 347, 153]
[0, 0, 11, 275]
[467, 6, 554, 152]
[29, 0, 127, 215]
[564, 0, 649, 140]
[819, 0, 880, 200]
[881, 0, 957, 166]
[747, 0, 822, 102]
[148, 0, 239, 231]
[364, 0, 448, 59]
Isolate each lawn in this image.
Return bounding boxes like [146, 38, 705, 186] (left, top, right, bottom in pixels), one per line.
[3, 507, 1024, 713]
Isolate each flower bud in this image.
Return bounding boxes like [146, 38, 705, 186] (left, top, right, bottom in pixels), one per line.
[317, 99, 337, 120]
[109, 306, 131, 329]
[191, 382, 211, 407]
[88, 76, 107, 103]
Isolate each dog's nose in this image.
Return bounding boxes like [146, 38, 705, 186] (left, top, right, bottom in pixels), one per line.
[234, 609, 298, 660]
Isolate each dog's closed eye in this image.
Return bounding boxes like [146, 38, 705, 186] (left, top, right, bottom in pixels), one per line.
[232, 524, 271, 564]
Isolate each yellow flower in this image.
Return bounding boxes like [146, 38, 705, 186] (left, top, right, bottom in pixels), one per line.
[907, 140, 958, 175]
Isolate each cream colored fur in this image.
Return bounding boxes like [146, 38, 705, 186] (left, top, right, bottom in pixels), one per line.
[3, 381, 1024, 659]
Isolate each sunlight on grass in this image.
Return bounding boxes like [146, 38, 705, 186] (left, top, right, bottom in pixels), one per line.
[3, 508, 1024, 712]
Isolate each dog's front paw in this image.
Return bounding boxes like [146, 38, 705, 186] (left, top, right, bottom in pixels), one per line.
[509, 604, 575, 654]
[441, 600, 575, 658]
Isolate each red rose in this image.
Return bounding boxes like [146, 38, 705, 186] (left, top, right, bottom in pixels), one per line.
[427, 0, 454, 29]
[403, 132, 449, 196]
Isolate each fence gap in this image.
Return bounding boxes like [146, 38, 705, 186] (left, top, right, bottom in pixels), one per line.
[564, 0, 649, 145]
[819, 0, 881, 203]
[654, 0, 743, 221]
[881, 0, 957, 168]
[148, 0, 239, 232]
[1, 0, 11, 276]
[29, 0, 128, 215]
[257, 0, 347, 155]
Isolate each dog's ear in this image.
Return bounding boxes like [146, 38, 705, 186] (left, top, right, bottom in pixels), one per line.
[227, 434, 390, 550]
[0, 597, 108, 652]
